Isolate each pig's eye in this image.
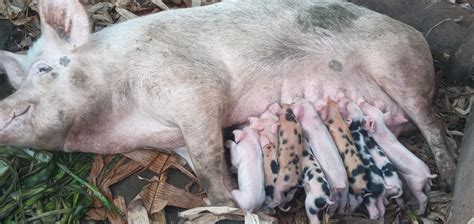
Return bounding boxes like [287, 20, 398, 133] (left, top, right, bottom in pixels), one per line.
[33, 63, 53, 76]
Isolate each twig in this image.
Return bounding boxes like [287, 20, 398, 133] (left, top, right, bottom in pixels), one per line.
[425, 16, 464, 38]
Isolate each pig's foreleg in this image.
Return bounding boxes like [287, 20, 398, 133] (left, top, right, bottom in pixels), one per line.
[172, 93, 235, 207]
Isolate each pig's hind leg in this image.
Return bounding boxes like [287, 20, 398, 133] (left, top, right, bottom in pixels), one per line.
[367, 41, 456, 192]
[170, 87, 235, 207]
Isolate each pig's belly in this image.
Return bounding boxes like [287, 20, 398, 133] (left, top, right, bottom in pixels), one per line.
[223, 65, 404, 127]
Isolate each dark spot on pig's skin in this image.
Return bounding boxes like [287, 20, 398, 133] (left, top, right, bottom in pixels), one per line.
[338, 127, 344, 133]
[308, 172, 314, 180]
[322, 183, 331, 196]
[280, 130, 283, 137]
[309, 207, 317, 215]
[327, 119, 334, 124]
[362, 158, 369, 166]
[350, 149, 356, 155]
[293, 157, 299, 165]
[265, 185, 274, 196]
[351, 165, 366, 177]
[366, 137, 377, 149]
[368, 183, 384, 196]
[316, 168, 322, 173]
[348, 174, 358, 184]
[382, 163, 396, 177]
[59, 56, 71, 67]
[315, 197, 327, 208]
[51, 72, 59, 79]
[294, 129, 297, 135]
[297, 4, 358, 33]
[285, 109, 297, 122]
[284, 175, 290, 181]
[298, 134, 302, 144]
[273, 178, 277, 183]
[71, 70, 88, 89]
[290, 145, 295, 150]
[317, 177, 324, 183]
[345, 149, 349, 154]
[329, 60, 343, 72]
[281, 138, 288, 144]
[379, 150, 385, 157]
[303, 167, 309, 175]
[352, 133, 360, 141]
[271, 160, 279, 174]
[303, 150, 309, 157]
[290, 152, 295, 157]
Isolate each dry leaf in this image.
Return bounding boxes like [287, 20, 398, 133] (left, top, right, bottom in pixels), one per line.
[140, 177, 205, 214]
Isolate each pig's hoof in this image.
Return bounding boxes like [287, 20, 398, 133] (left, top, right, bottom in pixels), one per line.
[438, 165, 456, 192]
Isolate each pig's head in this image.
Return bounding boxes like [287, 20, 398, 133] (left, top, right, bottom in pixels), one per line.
[0, 0, 105, 149]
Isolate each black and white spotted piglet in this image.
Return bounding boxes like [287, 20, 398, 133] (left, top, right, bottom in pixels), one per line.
[340, 99, 386, 220]
[300, 138, 334, 224]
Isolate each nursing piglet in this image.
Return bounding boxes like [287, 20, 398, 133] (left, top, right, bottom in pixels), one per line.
[226, 120, 265, 212]
[340, 99, 386, 219]
[271, 104, 303, 207]
[316, 99, 369, 205]
[301, 138, 334, 224]
[248, 104, 280, 206]
[291, 101, 348, 214]
[358, 99, 436, 215]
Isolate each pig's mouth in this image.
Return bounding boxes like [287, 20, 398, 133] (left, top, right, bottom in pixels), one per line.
[1, 105, 31, 131]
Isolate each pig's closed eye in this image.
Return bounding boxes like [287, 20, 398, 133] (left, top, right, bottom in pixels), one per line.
[36, 64, 53, 75]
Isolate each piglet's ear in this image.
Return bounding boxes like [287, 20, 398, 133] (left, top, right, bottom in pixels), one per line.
[270, 123, 279, 134]
[291, 104, 304, 119]
[362, 117, 376, 133]
[259, 135, 270, 147]
[314, 100, 329, 121]
[248, 117, 264, 131]
[233, 130, 246, 143]
[0, 51, 27, 89]
[38, 0, 90, 49]
[269, 103, 282, 114]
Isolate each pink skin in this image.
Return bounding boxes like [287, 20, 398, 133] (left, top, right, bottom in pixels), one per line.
[301, 138, 334, 224]
[249, 105, 280, 205]
[226, 121, 265, 212]
[358, 99, 436, 215]
[292, 100, 348, 214]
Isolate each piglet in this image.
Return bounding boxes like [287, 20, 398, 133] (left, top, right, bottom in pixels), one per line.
[270, 104, 303, 208]
[301, 137, 334, 224]
[358, 99, 436, 215]
[226, 119, 265, 212]
[291, 100, 348, 214]
[248, 104, 280, 206]
[316, 99, 369, 208]
[340, 99, 386, 219]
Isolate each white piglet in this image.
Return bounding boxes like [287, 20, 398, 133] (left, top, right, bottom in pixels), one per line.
[226, 119, 266, 212]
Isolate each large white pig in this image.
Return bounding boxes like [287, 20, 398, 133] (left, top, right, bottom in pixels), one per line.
[0, 0, 455, 206]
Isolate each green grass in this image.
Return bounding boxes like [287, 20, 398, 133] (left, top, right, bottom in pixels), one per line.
[0, 146, 94, 223]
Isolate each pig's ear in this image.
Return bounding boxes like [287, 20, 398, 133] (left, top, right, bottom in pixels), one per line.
[270, 123, 279, 134]
[291, 104, 304, 119]
[362, 117, 376, 133]
[269, 103, 282, 114]
[38, 0, 90, 49]
[233, 130, 246, 143]
[314, 100, 329, 121]
[248, 117, 264, 131]
[0, 51, 27, 89]
[259, 136, 270, 147]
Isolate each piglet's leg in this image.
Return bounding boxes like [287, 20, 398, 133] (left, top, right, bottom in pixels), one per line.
[172, 90, 234, 207]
